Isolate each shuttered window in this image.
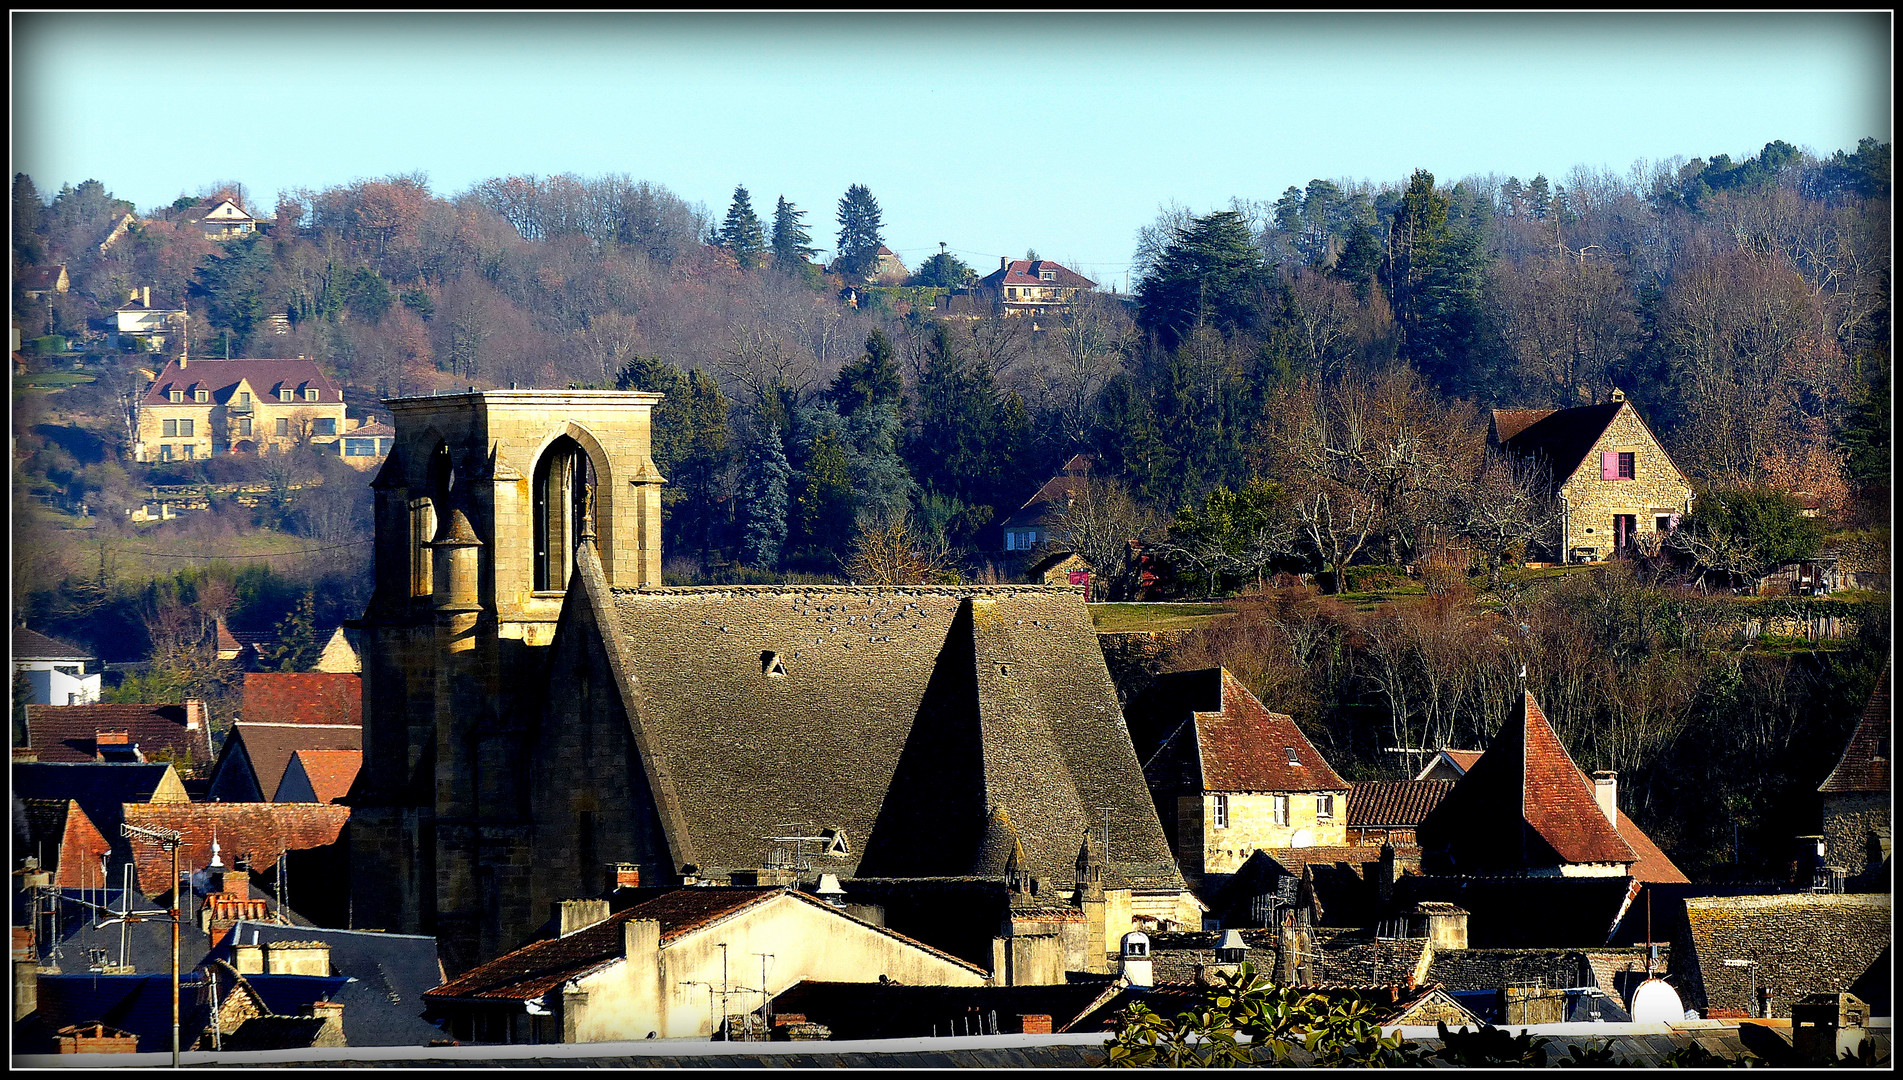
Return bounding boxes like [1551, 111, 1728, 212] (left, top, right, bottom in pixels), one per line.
[1601, 451, 1618, 480]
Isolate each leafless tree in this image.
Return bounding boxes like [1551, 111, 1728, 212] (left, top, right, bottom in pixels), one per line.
[1451, 449, 1562, 585]
[843, 514, 958, 586]
[1048, 475, 1163, 600]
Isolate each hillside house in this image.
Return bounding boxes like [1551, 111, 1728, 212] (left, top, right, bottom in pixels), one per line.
[112, 288, 188, 352]
[1490, 389, 1693, 564]
[1818, 665, 1890, 888]
[134, 357, 347, 462]
[1124, 668, 1351, 889]
[177, 197, 262, 241]
[999, 453, 1093, 555]
[339, 419, 395, 470]
[19, 265, 69, 300]
[972, 258, 1096, 318]
[12, 628, 101, 706]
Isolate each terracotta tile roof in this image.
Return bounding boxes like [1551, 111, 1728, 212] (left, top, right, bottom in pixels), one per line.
[1819, 664, 1890, 795]
[346, 421, 394, 437]
[17, 265, 67, 291]
[240, 673, 362, 727]
[138, 358, 342, 408]
[275, 749, 362, 804]
[1611, 808, 1689, 885]
[978, 259, 1097, 291]
[12, 628, 92, 661]
[1348, 780, 1455, 827]
[1417, 692, 1637, 872]
[998, 457, 1095, 532]
[1417, 749, 1483, 778]
[119, 802, 349, 895]
[208, 722, 362, 803]
[23, 703, 214, 773]
[426, 889, 783, 1002]
[1497, 401, 1624, 486]
[20, 799, 114, 888]
[1197, 670, 1347, 792]
[1489, 408, 1556, 444]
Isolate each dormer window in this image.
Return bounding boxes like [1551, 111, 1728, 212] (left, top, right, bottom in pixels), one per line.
[761, 651, 787, 677]
[305, 387, 319, 402]
[1040, 269, 1056, 281]
[280, 387, 293, 402]
[194, 389, 209, 403]
[170, 389, 184, 403]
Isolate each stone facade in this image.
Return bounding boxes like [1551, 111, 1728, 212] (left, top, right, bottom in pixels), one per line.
[1552, 399, 1693, 562]
[350, 391, 665, 971]
[1179, 791, 1348, 880]
[1822, 791, 1888, 885]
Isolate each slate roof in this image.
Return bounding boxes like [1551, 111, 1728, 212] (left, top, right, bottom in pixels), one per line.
[1819, 664, 1890, 795]
[583, 553, 1182, 889]
[25, 973, 212, 1054]
[16, 886, 214, 976]
[1349, 780, 1455, 827]
[12, 627, 92, 661]
[978, 259, 1097, 291]
[213, 921, 447, 1047]
[1495, 402, 1625, 486]
[1426, 948, 1592, 994]
[241, 672, 363, 726]
[119, 802, 349, 895]
[1417, 692, 1637, 873]
[998, 454, 1094, 532]
[24, 703, 214, 772]
[1126, 668, 1347, 794]
[139, 357, 342, 408]
[1676, 892, 1891, 1018]
[274, 749, 362, 803]
[207, 722, 362, 803]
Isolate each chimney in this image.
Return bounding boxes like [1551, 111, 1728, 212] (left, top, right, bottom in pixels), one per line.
[1000, 256, 1008, 271]
[1018, 1014, 1052, 1035]
[183, 700, 205, 732]
[606, 862, 640, 891]
[1214, 928, 1247, 966]
[1592, 771, 1618, 827]
[307, 999, 346, 1047]
[1416, 903, 1468, 951]
[553, 898, 611, 936]
[1609, 387, 1626, 403]
[1118, 931, 1153, 988]
[815, 873, 847, 907]
[143, 286, 150, 307]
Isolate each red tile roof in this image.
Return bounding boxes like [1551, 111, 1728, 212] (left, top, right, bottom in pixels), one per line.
[1261, 845, 1401, 873]
[212, 722, 362, 804]
[241, 673, 362, 726]
[1819, 664, 1890, 795]
[12, 628, 92, 661]
[23, 703, 213, 773]
[1426, 750, 1483, 777]
[1497, 402, 1624, 486]
[1348, 780, 1455, 827]
[979, 259, 1097, 291]
[138, 358, 342, 408]
[1198, 670, 1347, 793]
[120, 802, 349, 895]
[1417, 692, 1637, 871]
[1612, 808, 1688, 885]
[1489, 409, 1556, 443]
[998, 456, 1095, 532]
[275, 749, 362, 804]
[21, 799, 114, 888]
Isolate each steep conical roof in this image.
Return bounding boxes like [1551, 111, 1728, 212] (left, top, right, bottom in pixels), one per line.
[1820, 664, 1891, 795]
[973, 805, 1025, 878]
[1418, 692, 1636, 872]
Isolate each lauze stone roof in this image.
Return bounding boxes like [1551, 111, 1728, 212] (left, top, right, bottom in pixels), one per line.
[1678, 893, 1890, 1017]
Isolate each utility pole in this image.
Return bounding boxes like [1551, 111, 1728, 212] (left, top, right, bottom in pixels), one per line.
[121, 822, 184, 1068]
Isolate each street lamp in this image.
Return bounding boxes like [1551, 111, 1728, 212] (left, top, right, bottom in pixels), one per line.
[121, 822, 185, 1067]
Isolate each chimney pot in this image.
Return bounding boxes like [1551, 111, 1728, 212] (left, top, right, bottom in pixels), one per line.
[1592, 770, 1618, 827]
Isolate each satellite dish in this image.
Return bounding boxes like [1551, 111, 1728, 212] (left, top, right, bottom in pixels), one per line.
[1630, 977, 1685, 1023]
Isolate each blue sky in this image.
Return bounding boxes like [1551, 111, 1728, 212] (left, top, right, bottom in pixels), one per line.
[11, 13, 1890, 290]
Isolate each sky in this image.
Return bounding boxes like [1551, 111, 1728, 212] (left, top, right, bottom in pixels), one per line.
[10, 12, 1891, 290]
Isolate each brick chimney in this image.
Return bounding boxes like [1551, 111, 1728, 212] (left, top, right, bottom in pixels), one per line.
[183, 700, 205, 732]
[1018, 1014, 1052, 1035]
[1592, 771, 1618, 827]
[606, 862, 640, 890]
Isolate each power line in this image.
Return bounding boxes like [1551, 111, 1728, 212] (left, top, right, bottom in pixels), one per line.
[113, 539, 371, 559]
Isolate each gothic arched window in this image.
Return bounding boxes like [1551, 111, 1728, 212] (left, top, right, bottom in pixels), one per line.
[533, 437, 596, 591]
[413, 442, 453, 597]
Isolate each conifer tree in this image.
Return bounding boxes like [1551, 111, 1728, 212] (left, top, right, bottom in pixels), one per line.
[834, 183, 884, 281]
[770, 195, 816, 266]
[830, 329, 902, 418]
[737, 429, 791, 570]
[719, 184, 766, 267]
[797, 425, 856, 555]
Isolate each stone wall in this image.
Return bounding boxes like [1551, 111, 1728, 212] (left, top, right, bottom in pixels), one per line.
[1822, 791, 1888, 884]
[1557, 404, 1694, 562]
[1184, 792, 1349, 879]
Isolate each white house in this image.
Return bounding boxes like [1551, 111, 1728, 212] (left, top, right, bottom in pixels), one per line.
[13, 628, 100, 707]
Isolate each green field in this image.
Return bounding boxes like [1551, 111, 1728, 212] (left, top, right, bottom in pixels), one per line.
[14, 370, 98, 391]
[1088, 602, 1232, 633]
[47, 523, 341, 579]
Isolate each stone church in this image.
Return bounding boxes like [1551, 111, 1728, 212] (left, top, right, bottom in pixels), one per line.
[347, 391, 1192, 972]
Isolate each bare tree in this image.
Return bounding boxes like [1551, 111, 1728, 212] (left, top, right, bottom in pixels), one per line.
[1451, 448, 1562, 586]
[1047, 475, 1162, 600]
[843, 514, 957, 586]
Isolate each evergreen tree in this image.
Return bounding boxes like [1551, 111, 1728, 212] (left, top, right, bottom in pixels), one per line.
[1333, 219, 1383, 300]
[797, 423, 857, 557]
[834, 183, 884, 281]
[12, 173, 45, 264]
[718, 184, 767, 267]
[736, 428, 791, 570]
[1526, 174, 1552, 220]
[770, 195, 817, 266]
[191, 233, 274, 343]
[344, 266, 392, 322]
[830, 329, 902, 418]
[907, 322, 1001, 509]
[1384, 170, 1491, 398]
[908, 251, 974, 289]
[1134, 209, 1269, 351]
[845, 401, 917, 529]
[615, 356, 732, 562]
[262, 590, 320, 672]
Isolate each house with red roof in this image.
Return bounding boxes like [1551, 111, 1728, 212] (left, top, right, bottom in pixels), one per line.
[133, 356, 347, 463]
[22, 701, 214, 778]
[421, 887, 985, 1043]
[999, 453, 1093, 556]
[973, 257, 1096, 318]
[1489, 389, 1693, 564]
[207, 722, 362, 803]
[1124, 667, 1351, 888]
[241, 672, 362, 727]
[272, 749, 363, 804]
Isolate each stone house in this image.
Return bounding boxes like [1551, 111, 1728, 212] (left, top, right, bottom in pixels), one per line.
[971, 258, 1097, 318]
[1124, 667, 1351, 889]
[420, 887, 987, 1044]
[349, 390, 1191, 974]
[18, 264, 69, 300]
[135, 356, 348, 462]
[1672, 892, 1890, 1019]
[12, 627, 101, 706]
[999, 453, 1093, 555]
[1818, 664, 1890, 888]
[338, 419, 396, 470]
[1490, 389, 1693, 564]
[1024, 550, 1093, 590]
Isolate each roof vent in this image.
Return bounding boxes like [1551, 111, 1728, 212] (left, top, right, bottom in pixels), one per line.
[761, 651, 787, 677]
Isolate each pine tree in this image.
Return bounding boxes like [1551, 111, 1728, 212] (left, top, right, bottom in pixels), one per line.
[797, 425, 856, 556]
[830, 330, 902, 418]
[834, 183, 884, 281]
[719, 185, 767, 268]
[12, 173, 45, 264]
[263, 591, 319, 672]
[737, 429, 791, 570]
[907, 322, 1000, 508]
[770, 195, 816, 266]
[1134, 209, 1269, 351]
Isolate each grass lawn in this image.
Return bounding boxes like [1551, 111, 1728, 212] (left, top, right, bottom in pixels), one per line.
[14, 370, 98, 391]
[50, 524, 334, 579]
[1088, 602, 1233, 633]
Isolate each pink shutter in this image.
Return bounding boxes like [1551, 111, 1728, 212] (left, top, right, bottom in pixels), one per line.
[1601, 451, 1618, 480]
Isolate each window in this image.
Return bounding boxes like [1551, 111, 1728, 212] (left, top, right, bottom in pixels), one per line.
[305, 388, 319, 402]
[178, 419, 194, 437]
[344, 439, 368, 456]
[276, 418, 290, 436]
[1212, 794, 1229, 828]
[1040, 269, 1056, 281]
[1655, 514, 1674, 533]
[314, 418, 336, 436]
[238, 417, 252, 436]
[1316, 794, 1334, 820]
[182, 444, 195, 459]
[1272, 794, 1289, 826]
[1286, 746, 1300, 766]
[1618, 452, 1635, 479]
[162, 419, 178, 437]
[240, 392, 251, 406]
[160, 445, 173, 461]
[533, 436, 596, 591]
[194, 388, 208, 403]
[280, 388, 293, 402]
[169, 389, 184, 403]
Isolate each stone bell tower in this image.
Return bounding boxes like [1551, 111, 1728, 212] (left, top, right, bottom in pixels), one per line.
[348, 390, 664, 972]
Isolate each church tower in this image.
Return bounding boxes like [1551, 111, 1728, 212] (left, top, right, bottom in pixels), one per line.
[348, 390, 664, 971]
